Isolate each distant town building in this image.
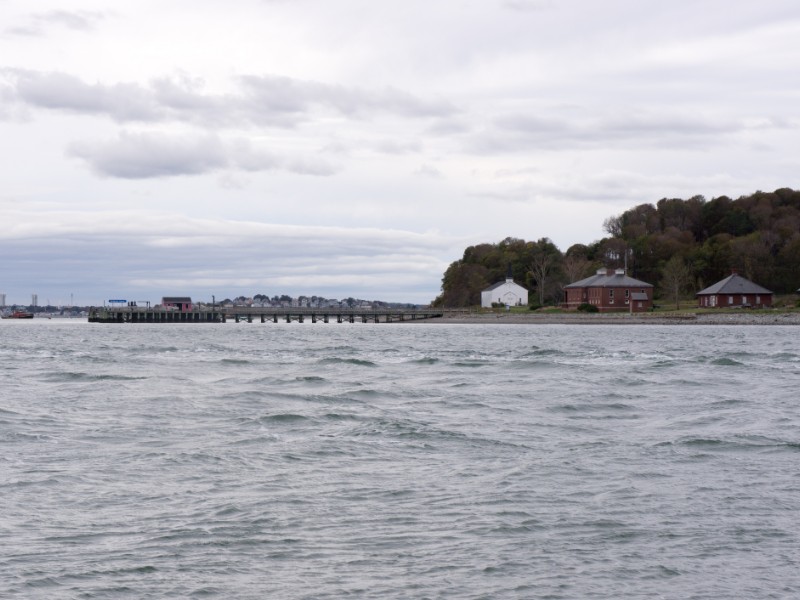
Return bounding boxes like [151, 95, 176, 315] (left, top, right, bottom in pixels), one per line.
[481, 267, 529, 308]
[161, 297, 193, 312]
[696, 272, 773, 308]
[31, 294, 38, 307]
[563, 268, 653, 312]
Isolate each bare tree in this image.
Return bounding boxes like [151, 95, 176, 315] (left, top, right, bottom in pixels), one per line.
[661, 255, 692, 309]
[563, 254, 591, 283]
[529, 252, 555, 306]
[602, 215, 623, 238]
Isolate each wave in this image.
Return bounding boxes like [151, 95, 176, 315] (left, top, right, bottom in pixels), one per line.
[521, 348, 566, 358]
[547, 401, 637, 414]
[43, 372, 148, 382]
[408, 357, 439, 365]
[296, 375, 326, 382]
[769, 352, 800, 362]
[710, 357, 744, 366]
[260, 413, 309, 423]
[127, 345, 180, 354]
[671, 435, 800, 453]
[323, 412, 362, 421]
[318, 357, 377, 367]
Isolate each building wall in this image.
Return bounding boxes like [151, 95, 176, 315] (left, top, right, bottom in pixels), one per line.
[698, 293, 772, 308]
[564, 286, 652, 312]
[564, 288, 587, 310]
[163, 300, 193, 312]
[481, 282, 528, 308]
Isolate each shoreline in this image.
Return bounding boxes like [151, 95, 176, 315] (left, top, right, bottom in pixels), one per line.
[429, 312, 800, 326]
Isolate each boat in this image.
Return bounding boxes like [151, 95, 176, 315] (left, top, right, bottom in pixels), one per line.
[2, 310, 35, 319]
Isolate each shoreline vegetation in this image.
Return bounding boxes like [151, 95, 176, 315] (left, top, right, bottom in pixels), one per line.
[432, 188, 800, 310]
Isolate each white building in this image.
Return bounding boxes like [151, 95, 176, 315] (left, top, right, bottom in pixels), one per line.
[481, 271, 528, 308]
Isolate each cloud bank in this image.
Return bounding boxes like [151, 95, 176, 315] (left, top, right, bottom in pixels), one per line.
[67, 132, 338, 179]
[4, 69, 456, 128]
[1, 0, 799, 305]
[0, 209, 458, 305]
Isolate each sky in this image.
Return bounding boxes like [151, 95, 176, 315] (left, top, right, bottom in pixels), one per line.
[1, 0, 798, 306]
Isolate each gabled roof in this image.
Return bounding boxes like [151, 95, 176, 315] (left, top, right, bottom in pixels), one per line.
[696, 273, 772, 296]
[564, 271, 653, 289]
[162, 296, 192, 303]
[483, 279, 526, 292]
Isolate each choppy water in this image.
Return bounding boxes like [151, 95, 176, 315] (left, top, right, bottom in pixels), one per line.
[2, 320, 799, 599]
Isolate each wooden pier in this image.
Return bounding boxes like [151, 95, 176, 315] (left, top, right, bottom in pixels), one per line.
[88, 306, 445, 324]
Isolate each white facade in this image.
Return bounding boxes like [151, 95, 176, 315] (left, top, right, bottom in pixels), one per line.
[481, 277, 528, 308]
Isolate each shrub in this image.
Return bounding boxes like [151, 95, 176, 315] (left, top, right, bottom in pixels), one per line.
[577, 303, 599, 313]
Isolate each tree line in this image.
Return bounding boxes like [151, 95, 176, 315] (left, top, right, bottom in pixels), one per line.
[432, 187, 800, 307]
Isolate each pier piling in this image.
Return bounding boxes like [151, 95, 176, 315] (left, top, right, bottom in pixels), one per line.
[88, 306, 445, 324]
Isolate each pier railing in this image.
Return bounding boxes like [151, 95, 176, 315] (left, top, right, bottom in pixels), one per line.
[88, 306, 454, 324]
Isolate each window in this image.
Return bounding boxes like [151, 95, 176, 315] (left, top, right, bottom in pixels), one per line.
[728, 296, 733, 304]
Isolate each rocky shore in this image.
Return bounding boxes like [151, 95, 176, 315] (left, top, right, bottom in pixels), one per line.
[431, 311, 800, 325]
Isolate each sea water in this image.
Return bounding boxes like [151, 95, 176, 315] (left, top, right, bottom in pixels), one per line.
[1, 320, 799, 599]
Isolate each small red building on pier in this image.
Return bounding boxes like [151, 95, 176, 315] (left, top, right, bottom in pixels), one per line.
[161, 297, 193, 312]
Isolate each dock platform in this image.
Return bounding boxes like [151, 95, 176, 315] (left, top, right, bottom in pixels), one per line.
[88, 306, 445, 324]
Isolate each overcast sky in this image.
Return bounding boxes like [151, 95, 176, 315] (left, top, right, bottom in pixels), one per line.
[1, 0, 798, 306]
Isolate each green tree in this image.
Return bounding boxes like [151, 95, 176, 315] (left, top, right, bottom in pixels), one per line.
[432, 261, 490, 307]
[526, 238, 563, 306]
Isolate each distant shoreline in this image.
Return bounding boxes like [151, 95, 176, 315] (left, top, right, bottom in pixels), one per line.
[427, 312, 800, 326]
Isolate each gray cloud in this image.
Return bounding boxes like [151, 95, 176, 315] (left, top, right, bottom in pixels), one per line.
[467, 110, 770, 153]
[238, 75, 456, 120]
[35, 10, 105, 31]
[0, 210, 457, 304]
[425, 118, 473, 136]
[12, 70, 159, 121]
[4, 69, 457, 128]
[68, 133, 228, 179]
[67, 131, 338, 179]
[368, 139, 422, 155]
[415, 165, 444, 179]
[5, 10, 106, 36]
[501, 0, 552, 12]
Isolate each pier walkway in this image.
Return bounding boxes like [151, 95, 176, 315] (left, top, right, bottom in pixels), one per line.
[88, 306, 446, 324]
